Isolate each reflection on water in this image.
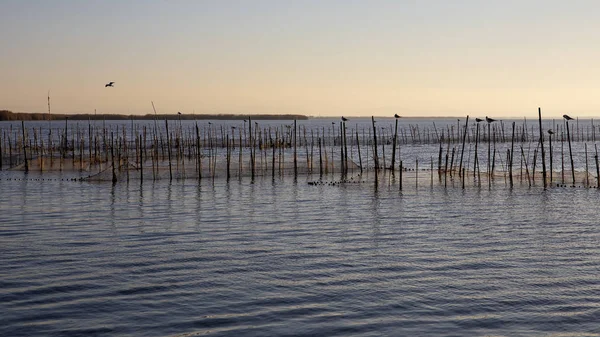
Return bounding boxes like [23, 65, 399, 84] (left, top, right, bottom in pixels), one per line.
[2, 173, 600, 336]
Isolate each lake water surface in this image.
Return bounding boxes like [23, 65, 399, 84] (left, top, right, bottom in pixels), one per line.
[2, 171, 600, 336]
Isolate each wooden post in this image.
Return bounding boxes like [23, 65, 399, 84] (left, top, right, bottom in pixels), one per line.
[250, 117, 255, 180]
[111, 132, 117, 184]
[391, 118, 398, 172]
[548, 131, 553, 183]
[318, 137, 323, 177]
[272, 136, 276, 179]
[521, 146, 531, 187]
[356, 129, 362, 173]
[343, 120, 348, 174]
[458, 116, 469, 177]
[566, 119, 575, 186]
[538, 107, 547, 189]
[293, 119, 297, 178]
[165, 119, 172, 181]
[510, 122, 515, 188]
[399, 160, 403, 191]
[474, 122, 480, 179]
[21, 121, 28, 172]
[595, 144, 599, 188]
[372, 116, 379, 169]
[139, 133, 143, 183]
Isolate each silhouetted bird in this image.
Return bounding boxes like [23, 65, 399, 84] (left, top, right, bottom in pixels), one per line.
[547, 129, 554, 135]
[332, 122, 335, 125]
[394, 114, 401, 118]
[486, 116, 496, 123]
[177, 111, 181, 115]
[341, 116, 348, 122]
[475, 118, 484, 123]
[105, 82, 114, 87]
[563, 114, 574, 120]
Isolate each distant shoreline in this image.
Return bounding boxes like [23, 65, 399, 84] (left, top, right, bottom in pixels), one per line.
[0, 110, 309, 121]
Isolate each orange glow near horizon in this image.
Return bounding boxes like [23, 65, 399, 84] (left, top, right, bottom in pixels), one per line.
[2, 1, 600, 119]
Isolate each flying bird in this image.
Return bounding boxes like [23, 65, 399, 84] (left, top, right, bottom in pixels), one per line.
[394, 114, 401, 118]
[105, 82, 114, 87]
[475, 118, 484, 123]
[563, 114, 574, 120]
[486, 116, 496, 123]
[341, 116, 348, 122]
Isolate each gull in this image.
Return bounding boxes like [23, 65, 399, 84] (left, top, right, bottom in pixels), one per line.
[485, 116, 496, 123]
[105, 82, 114, 87]
[394, 114, 401, 118]
[547, 129, 554, 135]
[475, 118, 484, 123]
[341, 116, 348, 122]
[563, 114, 574, 120]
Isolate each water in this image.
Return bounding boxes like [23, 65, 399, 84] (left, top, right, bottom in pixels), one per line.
[2, 170, 600, 336]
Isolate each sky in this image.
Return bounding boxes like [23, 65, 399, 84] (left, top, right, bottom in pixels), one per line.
[2, 0, 600, 118]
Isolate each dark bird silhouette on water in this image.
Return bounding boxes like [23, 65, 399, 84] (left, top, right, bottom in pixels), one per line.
[105, 82, 114, 87]
[394, 114, 401, 118]
[547, 129, 554, 135]
[475, 118, 484, 123]
[563, 114, 574, 120]
[485, 116, 497, 123]
[341, 116, 348, 122]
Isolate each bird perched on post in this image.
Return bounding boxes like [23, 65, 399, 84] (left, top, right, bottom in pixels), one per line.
[486, 116, 496, 123]
[547, 129, 554, 135]
[394, 114, 401, 119]
[341, 116, 348, 122]
[563, 114, 574, 120]
[105, 82, 114, 87]
[475, 118, 484, 123]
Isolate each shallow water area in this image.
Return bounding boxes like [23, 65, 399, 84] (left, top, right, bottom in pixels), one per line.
[2, 170, 600, 336]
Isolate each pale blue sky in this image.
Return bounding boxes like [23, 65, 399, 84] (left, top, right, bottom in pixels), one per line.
[2, 0, 600, 117]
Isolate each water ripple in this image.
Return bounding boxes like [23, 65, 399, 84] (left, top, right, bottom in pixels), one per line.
[2, 178, 600, 336]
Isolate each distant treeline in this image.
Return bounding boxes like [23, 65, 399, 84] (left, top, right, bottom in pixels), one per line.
[0, 110, 309, 121]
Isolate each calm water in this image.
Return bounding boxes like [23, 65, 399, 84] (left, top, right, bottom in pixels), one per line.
[2, 171, 600, 336]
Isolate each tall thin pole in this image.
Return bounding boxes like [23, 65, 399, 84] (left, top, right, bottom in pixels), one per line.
[538, 107, 547, 189]
[391, 117, 399, 171]
[548, 131, 553, 183]
[458, 116, 469, 178]
[566, 118, 575, 186]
